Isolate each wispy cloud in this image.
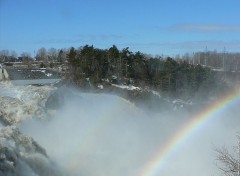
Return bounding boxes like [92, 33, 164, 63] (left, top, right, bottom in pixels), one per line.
[35, 34, 123, 44]
[168, 24, 240, 32]
[123, 40, 240, 48]
[165, 40, 240, 50]
[121, 40, 240, 54]
[75, 34, 123, 41]
[35, 38, 83, 44]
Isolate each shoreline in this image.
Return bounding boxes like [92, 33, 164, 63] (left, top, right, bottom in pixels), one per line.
[0, 68, 9, 81]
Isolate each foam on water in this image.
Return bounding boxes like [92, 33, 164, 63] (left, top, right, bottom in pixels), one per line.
[0, 81, 56, 125]
[0, 82, 23, 98]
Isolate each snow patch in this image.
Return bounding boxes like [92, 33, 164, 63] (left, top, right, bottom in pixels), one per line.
[46, 73, 52, 77]
[112, 75, 117, 79]
[150, 90, 161, 98]
[112, 84, 141, 91]
[97, 84, 104, 89]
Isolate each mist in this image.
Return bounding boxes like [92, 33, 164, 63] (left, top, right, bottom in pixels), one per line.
[20, 88, 240, 176]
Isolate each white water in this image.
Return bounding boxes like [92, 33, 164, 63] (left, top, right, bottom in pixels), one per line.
[0, 81, 239, 176]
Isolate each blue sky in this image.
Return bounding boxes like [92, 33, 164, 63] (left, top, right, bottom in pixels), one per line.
[0, 0, 240, 56]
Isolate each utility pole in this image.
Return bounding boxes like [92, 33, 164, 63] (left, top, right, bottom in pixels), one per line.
[192, 53, 194, 65]
[235, 55, 238, 72]
[223, 47, 226, 71]
[205, 46, 207, 66]
[198, 53, 200, 65]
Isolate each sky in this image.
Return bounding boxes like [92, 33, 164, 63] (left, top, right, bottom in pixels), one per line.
[0, 0, 240, 57]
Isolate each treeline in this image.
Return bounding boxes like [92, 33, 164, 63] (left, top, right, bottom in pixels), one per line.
[66, 45, 227, 98]
[0, 48, 67, 64]
[177, 51, 240, 71]
[0, 45, 229, 98]
[1, 47, 240, 73]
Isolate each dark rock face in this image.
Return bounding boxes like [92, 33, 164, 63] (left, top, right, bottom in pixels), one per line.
[45, 86, 76, 110]
[6, 68, 61, 80]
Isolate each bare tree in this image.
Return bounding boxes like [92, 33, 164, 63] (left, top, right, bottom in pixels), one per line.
[0, 49, 9, 56]
[36, 47, 47, 62]
[10, 50, 17, 58]
[216, 136, 240, 176]
[21, 52, 31, 58]
[48, 48, 58, 62]
[21, 52, 32, 66]
[0, 49, 9, 62]
[182, 52, 191, 64]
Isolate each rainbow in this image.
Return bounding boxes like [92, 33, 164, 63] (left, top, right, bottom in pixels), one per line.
[140, 89, 240, 176]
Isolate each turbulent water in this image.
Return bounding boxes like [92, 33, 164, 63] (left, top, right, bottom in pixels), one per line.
[0, 81, 239, 176]
[0, 82, 62, 176]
